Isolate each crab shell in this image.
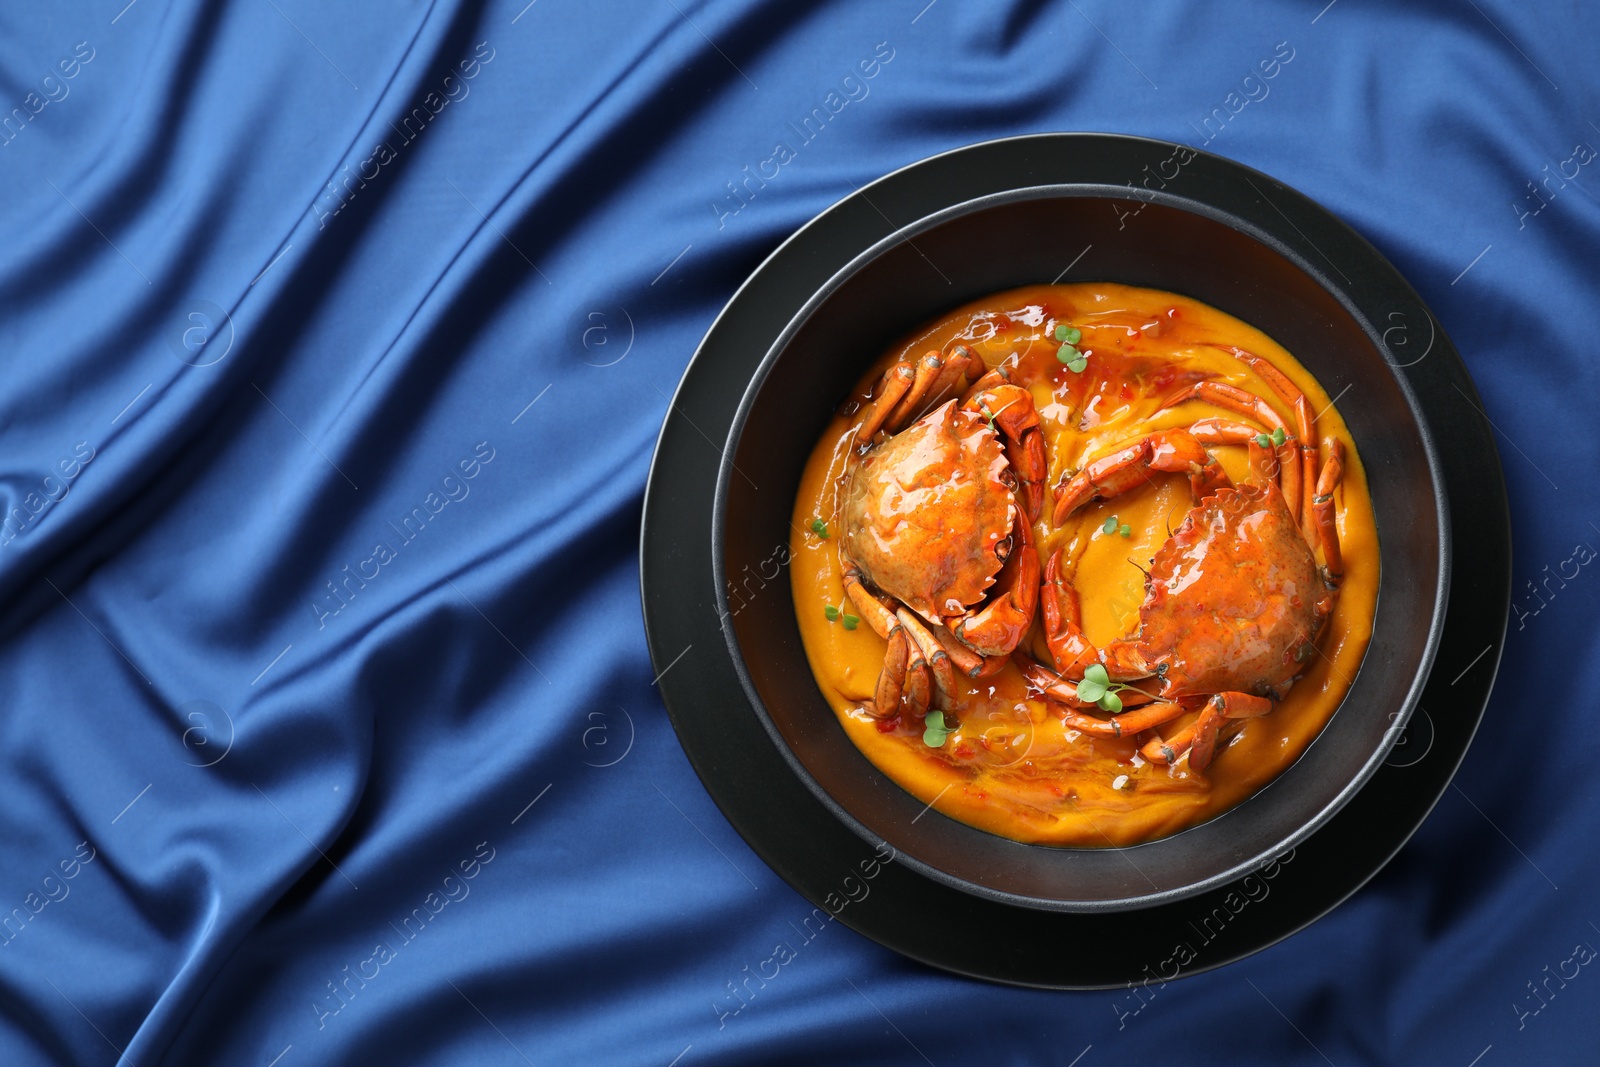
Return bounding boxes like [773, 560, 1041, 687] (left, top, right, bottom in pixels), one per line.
[1133, 481, 1324, 699]
[841, 399, 1015, 625]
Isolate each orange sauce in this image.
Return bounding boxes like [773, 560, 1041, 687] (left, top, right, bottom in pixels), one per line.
[789, 284, 1377, 846]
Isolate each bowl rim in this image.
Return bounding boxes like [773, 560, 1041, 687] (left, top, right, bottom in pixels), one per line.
[710, 153, 1452, 911]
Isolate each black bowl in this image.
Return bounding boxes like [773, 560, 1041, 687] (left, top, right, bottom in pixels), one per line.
[713, 141, 1450, 911]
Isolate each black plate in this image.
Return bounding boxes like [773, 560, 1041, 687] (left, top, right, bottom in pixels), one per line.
[641, 134, 1509, 986]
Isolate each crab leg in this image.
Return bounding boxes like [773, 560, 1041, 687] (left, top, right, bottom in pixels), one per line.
[1212, 344, 1321, 543]
[1187, 692, 1273, 771]
[1144, 692, 1271, 767]
[842, 557, 969, 714]
[933, 624, 1009, 679]
[1014, 656, 1156, 708]
[840, 563, 900, 639]
[1160, 379, 1298, 509]
[1015, 655, 1083, 703]
[1188, 416, 1259, 445]
[1313, 437, 1345, 586]
[842, 561, 920, 718]
[961, 365, 1011, 404]
[1298, 428, 1319, 542]
[1141, 720, 1198, 765]
[885, 351, 946, 432]
[871, 629, 908, 719]
[964, 347, 987, 380]
[854, 362, 916, 446]
[922, 345, 976, 411]
[897, 607, 959, 710]
[1162, 379, 1285, 435]
[1246, 436, 1277, 488]
[966, 383, 1047, 521]
[1057, 700, 1191, 739]
[1052, 428, 1220, 524]
[901, 636, 932, 719]
[950, 517, 1040, 657]
[1191, 448, 1232, 501]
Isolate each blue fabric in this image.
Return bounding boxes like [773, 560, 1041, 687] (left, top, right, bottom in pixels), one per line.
[1, 1, 1594, 1063]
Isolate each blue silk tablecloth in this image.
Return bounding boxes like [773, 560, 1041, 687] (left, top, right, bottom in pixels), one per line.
[1, 1, 1596, 1064]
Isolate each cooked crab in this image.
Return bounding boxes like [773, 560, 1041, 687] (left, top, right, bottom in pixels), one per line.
[1021, 349, 1346, 771]
[836, 347, 1047, 719]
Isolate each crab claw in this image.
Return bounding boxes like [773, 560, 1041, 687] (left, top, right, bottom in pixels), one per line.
[1040, 546, 1100, 680]
[1051, 429, 1226, 525]
[965, 383, 1047, 522]
[951, 520, 1039, 657]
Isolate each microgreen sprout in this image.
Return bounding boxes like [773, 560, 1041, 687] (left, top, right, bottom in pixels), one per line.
[981, 397, 1022, 433]
[1053, 320, 1088, 371]
[1075, 663, 1151, 715]
[1056, 342, 1088, 372]
[1075, 663, 1111, 703]
[1101, 516, 1133, 538]
[1254, 426, 1289, 448]
[810, 518, 830, 538]
[923, 710, 955, 747]
[823, 603, 859, 629]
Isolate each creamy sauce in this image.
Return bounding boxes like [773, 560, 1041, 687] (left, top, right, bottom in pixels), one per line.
[789, 283, 1377, 846]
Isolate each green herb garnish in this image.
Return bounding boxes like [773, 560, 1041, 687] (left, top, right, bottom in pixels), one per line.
[1076, 663, 1111, 703]
[1057, 343, 1088, 372]
[1053, 324, 1082, 345]
[810, 518, 829, 538]
[1100, 516, 1133, 539]
[824, 605, 840, 621]
[1075, 663, 1140, 714]
[1254, 427, 1288, 448]
[842, 614, 860, 630]
[923, 710, 955, 747]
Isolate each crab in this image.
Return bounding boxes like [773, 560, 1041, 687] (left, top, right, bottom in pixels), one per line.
[1020, 347, 1347, 771]
[836, 346, 1048, 720]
